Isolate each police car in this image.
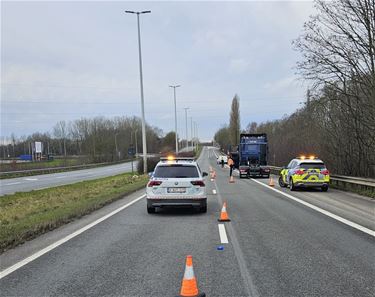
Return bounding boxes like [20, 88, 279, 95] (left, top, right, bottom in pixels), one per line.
[279, 156, 330, 191]
[146, 157, 208, 213]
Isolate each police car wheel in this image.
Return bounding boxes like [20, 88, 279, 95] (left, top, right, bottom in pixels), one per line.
[290, 179, 296, 191]
[321, 185, 329, 192]
[279, 176, 286, 188]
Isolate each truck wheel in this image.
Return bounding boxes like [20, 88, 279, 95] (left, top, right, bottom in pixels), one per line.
[290, 179, 296, 191]
[279, 176, 286, 187]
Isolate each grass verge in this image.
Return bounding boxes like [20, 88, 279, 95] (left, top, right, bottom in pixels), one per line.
[0, 173, 148, 253]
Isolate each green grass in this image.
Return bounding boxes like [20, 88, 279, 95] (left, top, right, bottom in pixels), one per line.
[0, 158, 82, 172]
[0, 173, 148, 252]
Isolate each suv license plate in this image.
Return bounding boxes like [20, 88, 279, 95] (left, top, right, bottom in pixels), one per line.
[167, 187, 186, 193]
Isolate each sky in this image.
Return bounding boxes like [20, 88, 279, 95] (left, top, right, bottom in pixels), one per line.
[1, 0, 316, 142]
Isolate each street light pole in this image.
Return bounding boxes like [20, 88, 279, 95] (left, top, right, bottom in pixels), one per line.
[135, 129, 138, 157]
[190, 116, 193, 149]
[184, 107, 189, 150]
[169, 85, 181, 155]
[125, 10, 151, 174]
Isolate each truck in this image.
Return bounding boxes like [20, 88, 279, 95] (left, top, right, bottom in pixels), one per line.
[237, 133, 270, 178]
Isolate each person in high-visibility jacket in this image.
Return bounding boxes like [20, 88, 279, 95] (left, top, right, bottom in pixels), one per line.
[227, 155, 234, 177]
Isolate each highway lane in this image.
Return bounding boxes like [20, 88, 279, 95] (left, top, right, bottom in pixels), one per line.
[0, 161, 138, 196]
[1, 147, 374, 296]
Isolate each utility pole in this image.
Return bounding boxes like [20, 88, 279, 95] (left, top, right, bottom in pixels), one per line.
[125, 10, 151, 173]
[169, 85, 181, 155]
[184, 107, 189, 150]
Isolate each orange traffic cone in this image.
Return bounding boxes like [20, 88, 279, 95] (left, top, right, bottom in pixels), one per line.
[178, 255, 205, 297]
[218, 202, 231, 222]
[269, 176, 275, 187]
[229, 175, 235, 183]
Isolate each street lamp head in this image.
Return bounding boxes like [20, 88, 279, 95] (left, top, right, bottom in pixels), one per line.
[169, 85, 181, 88]
[125, 10, 151, 14]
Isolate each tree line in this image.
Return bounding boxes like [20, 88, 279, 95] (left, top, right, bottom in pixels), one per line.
[1, 116, 185, 163]
[215, 0, 375, 177]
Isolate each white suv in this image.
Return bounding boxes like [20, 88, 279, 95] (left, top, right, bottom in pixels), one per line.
[146, 157, 208, 213]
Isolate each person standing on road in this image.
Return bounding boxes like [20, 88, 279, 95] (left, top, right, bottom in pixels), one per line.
[228, 155, 234, 177]
[221, 157, 224, 168]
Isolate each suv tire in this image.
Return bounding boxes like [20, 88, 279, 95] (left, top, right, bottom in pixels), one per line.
[200, 203, 207, 213]
[147, 206, 156, 214]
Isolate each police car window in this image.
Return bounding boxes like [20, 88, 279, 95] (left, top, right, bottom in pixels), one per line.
[287, 161, 294, 168]
[153, 165, 199, 178]
[299, 163, 325, 169]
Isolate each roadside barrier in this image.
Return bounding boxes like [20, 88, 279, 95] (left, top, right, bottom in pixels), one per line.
[178, 255, 205, 297]
[218, 202, 231, 222]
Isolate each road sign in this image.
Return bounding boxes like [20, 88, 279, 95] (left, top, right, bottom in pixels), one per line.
[128, 147, 135, 156]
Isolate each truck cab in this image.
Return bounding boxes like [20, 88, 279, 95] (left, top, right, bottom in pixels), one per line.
[238, 133, 270, 178]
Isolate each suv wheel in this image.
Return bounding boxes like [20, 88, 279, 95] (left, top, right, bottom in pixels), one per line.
[200, 203, 207, 213]
[147, 206, 156, 214]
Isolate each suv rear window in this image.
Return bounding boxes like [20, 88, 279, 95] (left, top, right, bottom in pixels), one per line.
[299, 162, 325, 169]
[153, 165, 199, 178]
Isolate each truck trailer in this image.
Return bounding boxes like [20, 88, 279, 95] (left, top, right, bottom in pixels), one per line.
[237, 133, 270, 178]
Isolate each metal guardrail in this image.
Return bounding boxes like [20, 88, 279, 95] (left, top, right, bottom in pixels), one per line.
[0, 159, 138, 177]
[268, 166, 375, 194]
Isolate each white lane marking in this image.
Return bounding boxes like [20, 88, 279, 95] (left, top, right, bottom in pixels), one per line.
[24, 178, 38, 181]
[4, 182, 21, 186]
[212, 189, 217, 195]
[56, 176, 67, 179]
[251, 178, 375, 237]
[0, 194, 146, 279]
[218, 224, 229, 243]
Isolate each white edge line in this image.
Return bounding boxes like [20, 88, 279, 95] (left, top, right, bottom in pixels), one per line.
[218, 224, 229, 244]
[0, 194, 146, 279]
[4, 182, 21, 186]
[251, 178, 375, 237]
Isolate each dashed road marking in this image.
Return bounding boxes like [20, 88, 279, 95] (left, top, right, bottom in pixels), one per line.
[212, 189, 217, 194]
[24, 178, 38, 181]
[251, 178, 375, 237]
[218, 224, 229, 243]
[0, 194, 146, 279]
[56, 176, 67, 179]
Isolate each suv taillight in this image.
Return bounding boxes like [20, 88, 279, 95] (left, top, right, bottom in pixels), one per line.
[191, 180, 205, 187]
[321, 169, 329, 175]
[148, 180, 162, 187]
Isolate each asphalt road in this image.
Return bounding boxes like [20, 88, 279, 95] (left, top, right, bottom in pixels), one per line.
[0, 161, 138, 196]
[1, 147, 374, 296]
